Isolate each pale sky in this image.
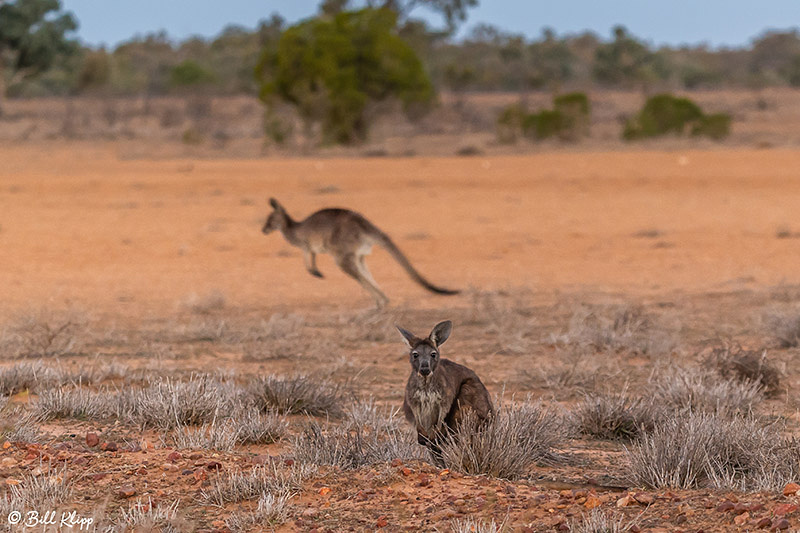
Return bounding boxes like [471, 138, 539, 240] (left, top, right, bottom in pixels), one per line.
[60, 0, 800, 48]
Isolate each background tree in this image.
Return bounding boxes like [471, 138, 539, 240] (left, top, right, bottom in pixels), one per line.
[593, 26, 669, 90]
[0, 0, 77, 113]
[255, 7, 434, 144]
[366, 0, 477, 32]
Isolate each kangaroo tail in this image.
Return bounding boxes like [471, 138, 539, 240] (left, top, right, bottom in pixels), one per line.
[374, 230, 460, 295]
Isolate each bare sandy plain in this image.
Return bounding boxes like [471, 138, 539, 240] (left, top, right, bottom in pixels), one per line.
[2, 143, 800, 532]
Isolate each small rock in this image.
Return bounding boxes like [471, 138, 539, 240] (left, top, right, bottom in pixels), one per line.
[633, 492, 654, 505]
[773, 503, 798, 516]
[584, 496, 602, 509]
[283, 459, 294, 466]
[193, 469, 208, 482]
[376, 517, 388, 528]
[390, 459, 403, 467]
[0, 457, 17, 468]
[181, 469, 193, 475]
[784, 483, 800, 496]
[773, 518, 791, 530]
[756, 517, 772, 528]
[734, 512, 750, 526]
[167, 451, 182, 462]
[118, 485, 136, 498]
[188, 452, 203, 460]
[101, 442, 117, 452]
[401, 468, 412, 476]
[91, 473, 106, 481]
[161, 463, 178, 472]
[85, 433, 99, 447]
[616, 495, 634, 507]
[716, 501, 735, 512]
[206, 461, 222, 471]
[629, 526, 641, 533]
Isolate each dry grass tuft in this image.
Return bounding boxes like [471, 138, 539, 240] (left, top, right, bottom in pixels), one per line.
[650, 366, 763, 417]
[247, 375, 346, 418]
[706, 344, 781, 395]
[448, 516, 507, 533]
[117, 498, 181, 532]
[0, 469, 72, 517]
[568, 510, 631, 533]
[225, 491, 292, 532]
[293, 403, 422, 469]
[231, 408, 288, 445]
[181, 289, 227, 314]
[553, 304, 678, 356]
[764, 308, 800, 347]
[172, 421, 239, 451]
[466, 288, 538, 354]
[627, 412, 800, 491]
[202, 462, 315, 505]
[1, 310, 89, 358]
[573, 391, 664, 441]
[439, 400, 567, 480]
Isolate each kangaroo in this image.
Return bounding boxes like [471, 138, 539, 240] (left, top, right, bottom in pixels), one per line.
[398, 320, 493, 460]
[262, 198, 459, 307]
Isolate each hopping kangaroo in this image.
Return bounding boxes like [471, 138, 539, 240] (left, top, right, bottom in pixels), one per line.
[398, 320, 493, 459]
[262, 198, 459, 306]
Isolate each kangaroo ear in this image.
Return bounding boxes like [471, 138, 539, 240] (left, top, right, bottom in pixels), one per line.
[429, 320, 452, 347]
[269, 198, 282, 210]
[396, 326, 417, 348]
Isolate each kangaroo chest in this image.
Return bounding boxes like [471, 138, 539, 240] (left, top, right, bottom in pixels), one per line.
[410, 387, 449, 434]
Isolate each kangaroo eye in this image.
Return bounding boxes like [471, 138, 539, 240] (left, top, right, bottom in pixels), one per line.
[431, 352, 437, 358]
[412, 352, 419, 358]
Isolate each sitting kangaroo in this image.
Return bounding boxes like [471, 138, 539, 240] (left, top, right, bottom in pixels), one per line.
[398, 320, 493, 460]
[262, 198, 459, 307]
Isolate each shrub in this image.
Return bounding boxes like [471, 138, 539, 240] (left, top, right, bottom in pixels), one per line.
[691, 113, 731, 140]
[169, 60, 216, 88]
[497, 92, 591, 143]
[764, 308, 800, 347]
[624, 93, 730, 140]
[439, 400, 567, 480]
[706, 345, 780, 395]
[650, 366, 763, 417]
[554, 92, 591, 140]
[574, 392, 663, 441]
[627, 412, 800, 491]
[202, 462, 315, 505]
[247, 375, 345, 418]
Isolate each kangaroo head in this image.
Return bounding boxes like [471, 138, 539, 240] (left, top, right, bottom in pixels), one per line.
[262, 198, 287, 234]
[397, 320, 452, 378]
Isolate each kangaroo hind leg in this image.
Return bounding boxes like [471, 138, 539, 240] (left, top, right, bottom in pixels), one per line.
[336, 253, 389, 307]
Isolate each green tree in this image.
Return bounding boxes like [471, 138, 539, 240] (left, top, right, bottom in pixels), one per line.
[255, 8, 434, 144]
[367, 0, 478, 32]
[593, 26, 668, 89]
[169, 59, 215, 89]
[0, 0, 77, 113]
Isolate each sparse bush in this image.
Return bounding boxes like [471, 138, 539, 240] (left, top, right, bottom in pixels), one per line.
[569, 510, 630, 533]
[706, 345, 781, 395]
[182, 290, 226, 314]
[467, 288, 537, 354]
[247, 375, 345, 418]
[173, 421, 239, 451]
[225, 491, 292, 531]
[293, 416, 421, 469]
[497, 92, 591, 144]
[131, 376, 233, 428]
[202, 462, 314, 505]
[574, 392, 664, 441]
[231, 408, 288, 445]
[554, 304, 677, 356]
[439, 400, 567, 480]
[627, 412, 800, 491]
[691, 112, 731, 140]
[169, 60, 216, 88]
[33, 387, 107, 421]
[117, 499, 181, 532]
[651, 366, 763, 417]
[450, 516, 507, 533]
[0, 470, 72, 513]
[764, 308, 800, 347]
[2, 310, 87, 358]
[623, 93, 730, 140]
